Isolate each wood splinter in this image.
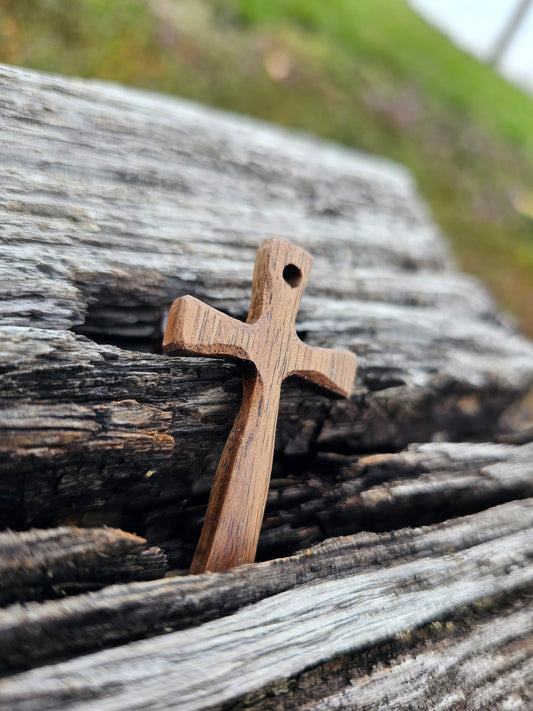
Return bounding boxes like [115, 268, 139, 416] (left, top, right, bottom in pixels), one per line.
[163, 238, 356, 574]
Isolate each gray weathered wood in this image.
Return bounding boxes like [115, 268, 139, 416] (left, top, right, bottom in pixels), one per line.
[1, 64, 533, 568]
[247, 602, 533, 710]
[0, 526, 166, 606]
[1, 64, 533, 709]
[306, 608, 532, 711]
[0, 498, 530, 676]
[0, 500, 531, 710]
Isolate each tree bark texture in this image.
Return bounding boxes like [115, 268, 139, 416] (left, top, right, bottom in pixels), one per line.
[0, 64, 532, 709]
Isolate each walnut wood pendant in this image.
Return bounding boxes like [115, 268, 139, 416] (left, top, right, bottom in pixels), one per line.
[163, 238, 356, 573]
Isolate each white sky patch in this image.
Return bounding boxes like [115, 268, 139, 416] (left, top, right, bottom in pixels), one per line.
[407, 0, 533, 93]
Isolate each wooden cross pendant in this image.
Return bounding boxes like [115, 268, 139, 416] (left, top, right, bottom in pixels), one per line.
[163, 238, 356, 574]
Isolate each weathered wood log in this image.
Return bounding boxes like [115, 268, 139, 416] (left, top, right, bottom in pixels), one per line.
[237, 600, 533, 710]
[1, 63, 533, 570]
[0, 499, 531, 709]
[137, 439, 533, 566]
[1, 63, 532, 709]
[257, 440, 533, 559]
[0, 526, 167, 606]
[0, 499, 530, 677]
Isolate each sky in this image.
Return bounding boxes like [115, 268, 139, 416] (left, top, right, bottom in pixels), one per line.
[408, 0, 533, 93]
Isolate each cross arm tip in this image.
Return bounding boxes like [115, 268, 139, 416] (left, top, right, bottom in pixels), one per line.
[162, 295, 201, 355]
[163, 295, 251, 361]
[292, 346, 356, 399]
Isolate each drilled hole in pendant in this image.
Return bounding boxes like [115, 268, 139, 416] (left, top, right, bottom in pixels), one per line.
[283, 264, 302, 288]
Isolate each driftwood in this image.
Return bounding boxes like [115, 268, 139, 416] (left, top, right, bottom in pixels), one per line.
[0, 63, 532, 709]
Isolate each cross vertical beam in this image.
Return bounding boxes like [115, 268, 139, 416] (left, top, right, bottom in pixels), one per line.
[163, 238, 356, 573]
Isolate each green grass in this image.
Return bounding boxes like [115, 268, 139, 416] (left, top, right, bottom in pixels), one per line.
[2, 0, 533, 333]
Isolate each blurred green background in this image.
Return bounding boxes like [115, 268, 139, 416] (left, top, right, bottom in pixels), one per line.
[2, 0, 533, 334]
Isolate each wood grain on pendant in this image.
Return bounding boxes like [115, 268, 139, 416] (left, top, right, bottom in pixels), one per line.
[163, 238, 356, 573]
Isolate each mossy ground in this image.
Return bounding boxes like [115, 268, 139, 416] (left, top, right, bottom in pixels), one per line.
[2, 0, 533, 333]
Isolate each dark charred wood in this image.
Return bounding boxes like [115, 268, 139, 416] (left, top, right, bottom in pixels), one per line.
[0, 526, 167, 606]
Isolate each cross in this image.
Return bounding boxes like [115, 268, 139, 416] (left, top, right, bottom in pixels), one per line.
[163, 238, 356, 574]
